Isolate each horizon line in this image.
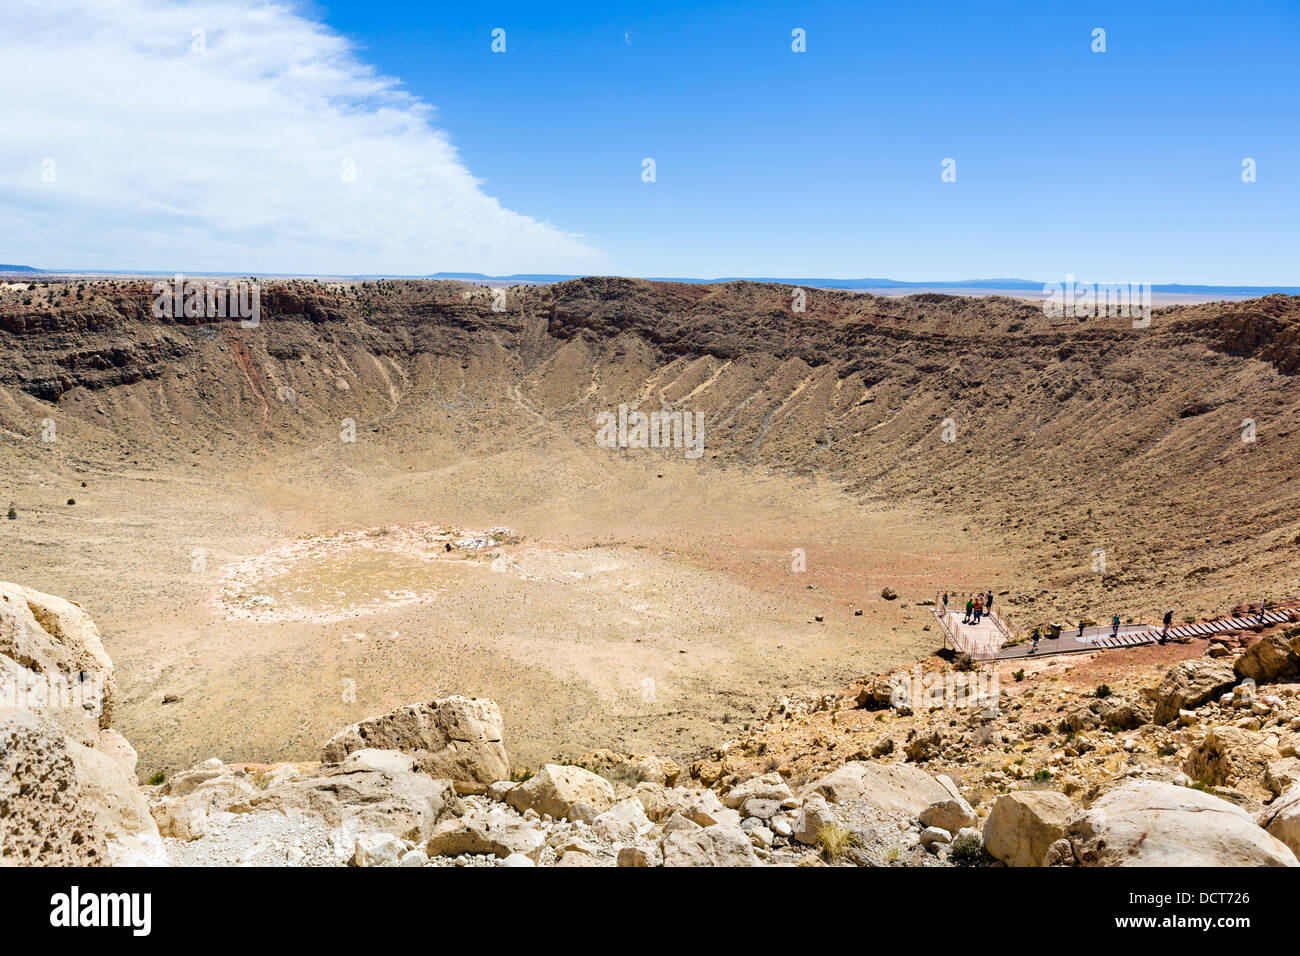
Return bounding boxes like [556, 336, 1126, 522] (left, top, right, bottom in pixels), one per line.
[2, 266, 1298, 296]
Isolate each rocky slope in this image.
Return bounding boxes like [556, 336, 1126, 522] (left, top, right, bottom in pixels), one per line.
[3, 278, 1298, 628]
[5, 581, 1299, 867]
[4, 278, 1300, 855]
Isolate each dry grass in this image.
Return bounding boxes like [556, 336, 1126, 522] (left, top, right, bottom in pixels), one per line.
[817, 822, 858, 861]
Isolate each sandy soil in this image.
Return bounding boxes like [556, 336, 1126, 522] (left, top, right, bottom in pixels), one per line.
[4, 279, 1295, 780]
[1, 435, 1003, 776]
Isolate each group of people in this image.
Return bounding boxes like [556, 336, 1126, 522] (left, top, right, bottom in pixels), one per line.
[943, 591, 994, 625]
[939, 591, 1270, 656]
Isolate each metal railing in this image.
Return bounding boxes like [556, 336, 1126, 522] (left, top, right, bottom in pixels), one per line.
[986, 605, 1018, 645]
[932, 596, 1002, 663]
[931, 604, 958, 646]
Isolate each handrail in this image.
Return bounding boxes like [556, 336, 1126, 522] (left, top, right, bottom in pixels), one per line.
[987, 606, 1017, 644]
[935, 589, 1017, 645]
[932, 596, 999, 664]
[931, 603, 958, 647]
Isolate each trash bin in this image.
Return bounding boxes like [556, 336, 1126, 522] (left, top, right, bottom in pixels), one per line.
[1047, 622, 1062, 640]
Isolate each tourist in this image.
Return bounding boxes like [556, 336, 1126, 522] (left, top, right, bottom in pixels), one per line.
[1160, 608, 1174, 644]
[986, 591, 994, 616]
[1078, 620, 1086, 640]
[973, 596, 983, 624]
[1111, 614, 1121, 638]
[1030, 628, 1040, 654]
[942, 592, 949, 612]
[1258, 598, 1268, 623]
[964, 596, 974, 623]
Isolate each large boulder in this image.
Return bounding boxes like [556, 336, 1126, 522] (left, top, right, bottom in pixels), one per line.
[0, 709, 109, 865]
[662, 825, 761, 866]
[592, 796, 653, 843]
[353, 832, 407, 868]
[0, 583, 165, 867]
[631, 782, 674, 822]
[426, 809, 544, 861]
[251, 748, 462, 843]
[505, 764, 614, 821]
[793, 793, 836, 845]
[0, 582, 116, 745]
[1093, 695, 1152, 730]
[1258, 783, 1300, 857]
[724, 772, 796, 809]
[1151, 659, 1238, 724]
[319, 696, 509, 794]
[920, 795, 977, 834]
[1267, 758, 1300, 797]
[1067, 781, 1297, 866]
[0, 709, 165, 866]
[1183, 726, 1280, 802]
[149, 758, 261, 841]
[632, 783, 736, 825]
[1234, 628, 1300, 683]
[983, 790, 1074, 867]
[801, 761, 955, 814]
[67, 740, 168, 866]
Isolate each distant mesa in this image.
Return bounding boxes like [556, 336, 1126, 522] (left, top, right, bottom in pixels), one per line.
[424, 272, 1300, 297]
[0, 264, 42, 274]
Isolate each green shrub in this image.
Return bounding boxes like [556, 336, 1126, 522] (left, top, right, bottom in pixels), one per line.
[950, 832, 984, 866]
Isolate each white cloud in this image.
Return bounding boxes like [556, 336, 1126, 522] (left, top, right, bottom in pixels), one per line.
[0, 0, 606, 275]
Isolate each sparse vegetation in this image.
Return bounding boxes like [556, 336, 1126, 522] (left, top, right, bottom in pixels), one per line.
[817, 821, 857, 861]
[4, 276, 1300, 874]
[950, 832, 984, 866]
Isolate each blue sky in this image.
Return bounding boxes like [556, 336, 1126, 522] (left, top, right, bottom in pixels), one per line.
[319, 0, 1300, 283]
[3, 0, 1298, 282]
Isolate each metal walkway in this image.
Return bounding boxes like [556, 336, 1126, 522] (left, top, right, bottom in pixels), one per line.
[994, 609, 1293, 660]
